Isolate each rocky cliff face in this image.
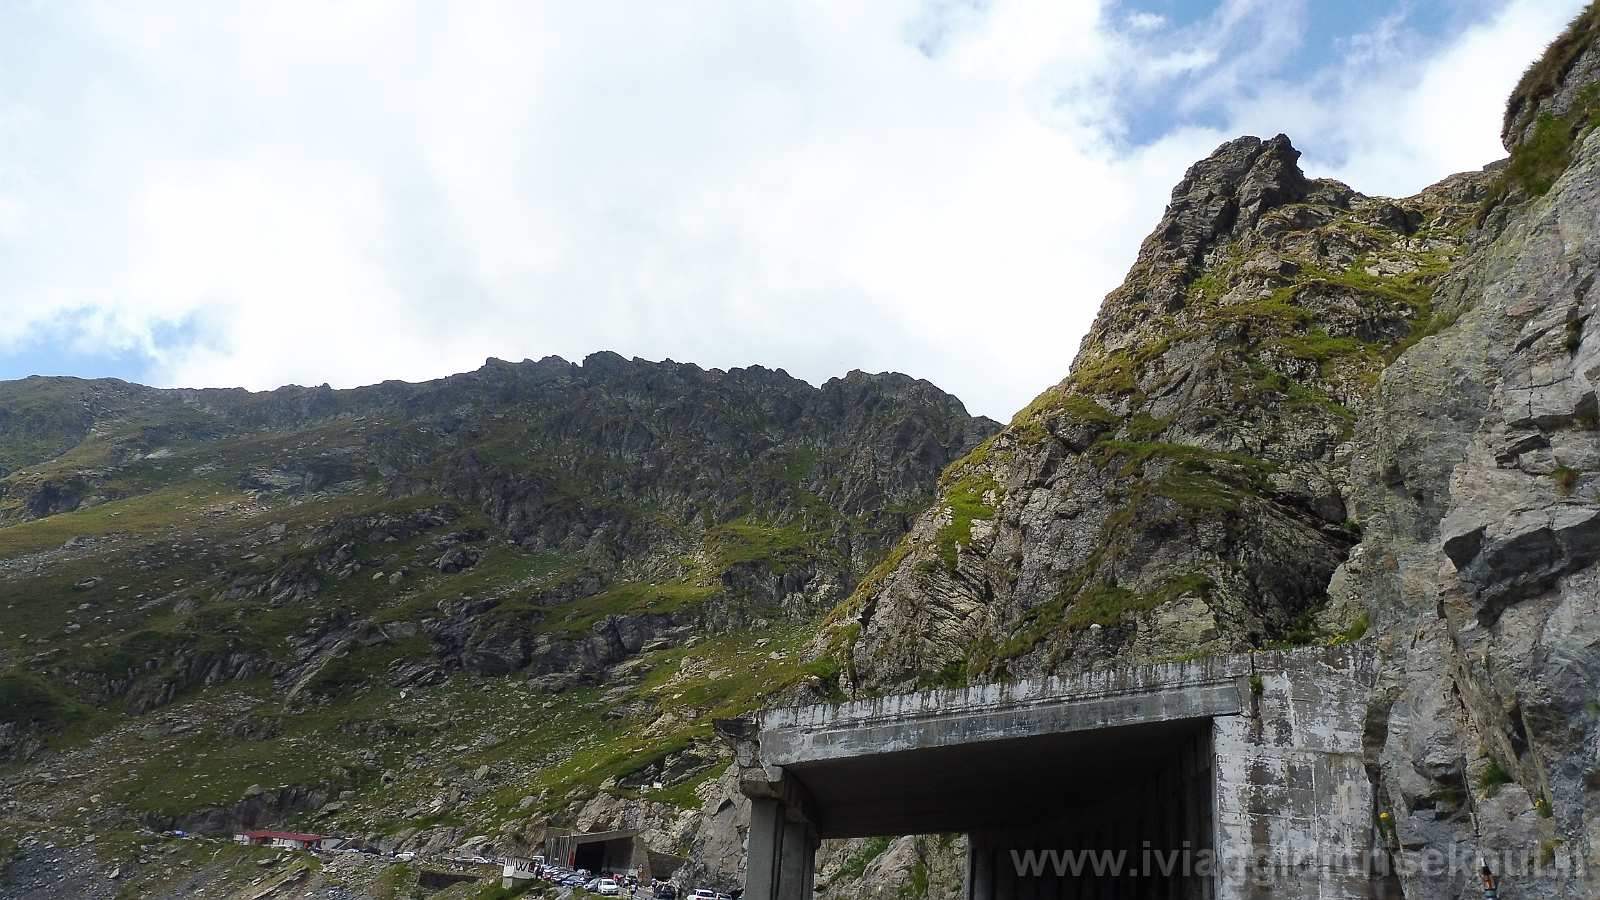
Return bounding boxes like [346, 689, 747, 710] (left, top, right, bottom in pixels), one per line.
[1344, 20, 1600, 897]
[819, 135, 1491, 694]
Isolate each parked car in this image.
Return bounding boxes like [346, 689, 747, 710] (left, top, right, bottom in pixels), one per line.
[471, 856, 492, 865]
[691, 889, 716, 900]
[598, 878, 621, 896]
[654, 884, 677, 899]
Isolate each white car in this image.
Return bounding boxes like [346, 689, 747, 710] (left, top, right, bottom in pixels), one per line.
[471, 855, 492, 865]
[598, 878, 621, 896]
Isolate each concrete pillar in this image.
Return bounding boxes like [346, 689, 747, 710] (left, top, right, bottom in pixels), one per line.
[967, 833, 992, 900]
[746, 799, 783, 900]
[745, 799, 817, 900]
[777, 813, 814, 900]
[966, 835, 979, 900]
[801, 833, 818, 900]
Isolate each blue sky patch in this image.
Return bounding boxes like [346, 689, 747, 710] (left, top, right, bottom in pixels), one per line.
[1103, 0, 1511, 144]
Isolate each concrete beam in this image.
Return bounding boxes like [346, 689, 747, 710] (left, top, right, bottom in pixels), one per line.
[738, 764, 821, 831]
[762, 681, 1243, 765]
[757, 654, 1256, 767]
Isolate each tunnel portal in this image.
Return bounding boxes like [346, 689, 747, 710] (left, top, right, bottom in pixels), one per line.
[726, 646, 1379, 900]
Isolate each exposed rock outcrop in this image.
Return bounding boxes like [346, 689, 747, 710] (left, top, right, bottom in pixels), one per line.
[1337, 40, 1600, 896]
[821, 134, 1492, 694]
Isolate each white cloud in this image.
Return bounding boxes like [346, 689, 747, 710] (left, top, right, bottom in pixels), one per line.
[0, 0, 1587, 419]
[1213, 0, 1587, 193]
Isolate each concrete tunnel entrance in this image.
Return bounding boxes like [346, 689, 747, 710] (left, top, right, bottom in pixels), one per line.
[547, 829, 646, 877]
[724, 646, 1380, 900]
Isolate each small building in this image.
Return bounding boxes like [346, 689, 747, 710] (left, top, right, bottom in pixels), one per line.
[233, 830, 334, 851]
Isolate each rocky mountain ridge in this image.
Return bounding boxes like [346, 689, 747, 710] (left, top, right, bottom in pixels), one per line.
[0, 354, 996, 710]
[0, 354, 996, 898]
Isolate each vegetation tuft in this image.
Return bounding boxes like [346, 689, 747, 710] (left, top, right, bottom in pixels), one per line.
[1554, 466, 1581, 496]
[1504, 2, 1600, 149]
[836, 836, 895, 881]
[1482, 78, 1600, 218]
[933, 472, 1001, 573]
[1478, 758, 1515, 793]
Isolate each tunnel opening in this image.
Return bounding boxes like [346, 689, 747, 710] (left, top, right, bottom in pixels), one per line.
[784, 718, 1214, 900]
[573, 842, 606, 874]
[552, 830, 644, 876]
[967, 726, 1213, 900]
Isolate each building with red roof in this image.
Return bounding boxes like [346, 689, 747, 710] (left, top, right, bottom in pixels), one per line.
[233, 830, 335, 851]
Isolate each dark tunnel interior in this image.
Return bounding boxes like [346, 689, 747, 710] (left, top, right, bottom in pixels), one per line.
[786, 717, 1215, 900]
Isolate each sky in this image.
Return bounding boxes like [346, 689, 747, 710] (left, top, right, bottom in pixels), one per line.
[0, 0, 1588, 421]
